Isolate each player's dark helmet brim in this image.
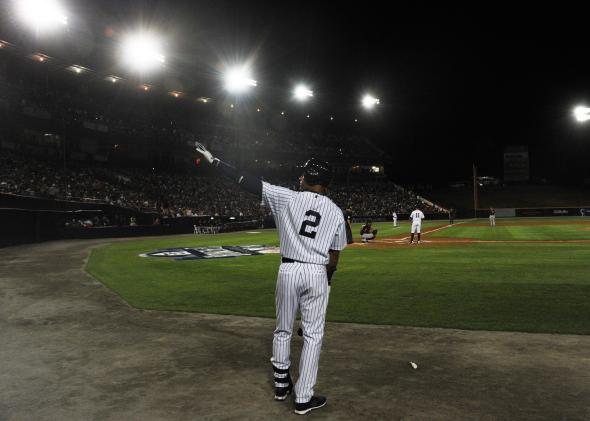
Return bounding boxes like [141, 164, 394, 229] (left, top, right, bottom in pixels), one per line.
[302, 158, 333, 187]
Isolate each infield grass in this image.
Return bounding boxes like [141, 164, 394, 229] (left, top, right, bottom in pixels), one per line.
[86, 217, 590, 334]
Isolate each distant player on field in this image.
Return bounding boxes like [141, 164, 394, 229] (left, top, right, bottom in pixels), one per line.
[392, 211, 398, 227]
[489, 207, 496, 227]
[409, 207, 425, 244]
[360, 220, 378, 243]
[344, 206, 354, 243]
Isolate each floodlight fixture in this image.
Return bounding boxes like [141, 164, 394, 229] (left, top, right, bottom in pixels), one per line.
[15, 0, 68, 32]
[362, 94, 380, 109]
[293, 84, 313, 101]
[169, 91, 182, 98]
[67, 65, 89, 74]
[196, 97, 211, 103]
[30, 52, 50, 62]
[224, 66, 257, 94]
[573, 105, 590, 123]
[121, 32, 166, 73]
[105, 75, 122, 83]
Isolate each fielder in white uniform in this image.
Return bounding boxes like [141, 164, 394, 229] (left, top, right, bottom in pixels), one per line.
[409, 208, 425, 244]
[392, 211, 398, 227]
[489, 207, 496, 227]
[195, 143, 348, 415]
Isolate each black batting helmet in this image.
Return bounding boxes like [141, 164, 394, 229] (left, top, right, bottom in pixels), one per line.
[301, 158, 333, 187]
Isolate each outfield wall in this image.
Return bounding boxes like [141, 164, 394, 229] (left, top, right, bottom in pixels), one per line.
[475, 207, 589, 218]
[0, 209, 267, 248]
[0, 194, 267, 247]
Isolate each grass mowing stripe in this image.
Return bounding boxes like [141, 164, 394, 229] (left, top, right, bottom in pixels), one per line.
[429, 217, 590, 241]
[86, 231, 590, 334]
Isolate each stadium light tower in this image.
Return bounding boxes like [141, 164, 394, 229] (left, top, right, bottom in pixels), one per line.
[362, 94, 380, 110]
[573, 105, 590, 123]
[15, 0, 68, 32]
[120, 32, 166, 73]
[224, 66, 257, 94]
[293, 84, 313, 102]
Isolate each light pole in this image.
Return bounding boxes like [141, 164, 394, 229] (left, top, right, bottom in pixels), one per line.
[473, 163, 478, 218]
[572, 105, 590, 187]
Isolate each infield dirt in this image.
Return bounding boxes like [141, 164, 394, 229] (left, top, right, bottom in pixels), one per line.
[351, 221, 590, 248]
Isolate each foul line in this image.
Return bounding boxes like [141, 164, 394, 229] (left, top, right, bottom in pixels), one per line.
[372, 220, 472, 244]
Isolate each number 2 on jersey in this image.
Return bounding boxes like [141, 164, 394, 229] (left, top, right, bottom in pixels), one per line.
[299, 210, 322, 239]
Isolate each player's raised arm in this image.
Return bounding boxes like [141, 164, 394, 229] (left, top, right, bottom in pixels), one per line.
[196, 141, 296, 215]
[195, 141, 262, 197]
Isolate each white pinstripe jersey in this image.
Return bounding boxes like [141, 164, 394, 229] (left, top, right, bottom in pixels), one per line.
[262, 181, 347, 265]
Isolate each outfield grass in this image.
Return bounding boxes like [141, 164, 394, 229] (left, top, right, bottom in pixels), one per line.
[86, 218, 590, 334]
[430, 217, 590, 241]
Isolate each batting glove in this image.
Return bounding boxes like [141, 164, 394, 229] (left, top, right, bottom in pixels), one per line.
[195, 141, 215, 164]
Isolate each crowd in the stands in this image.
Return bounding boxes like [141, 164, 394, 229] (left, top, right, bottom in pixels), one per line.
[0, 151, 441, 221]
[0, 55, 441, 221]
[0, 65, 381, 161]
[331, 182, 435, 216]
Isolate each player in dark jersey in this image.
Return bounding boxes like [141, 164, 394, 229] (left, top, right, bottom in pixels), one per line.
[343, 206, 353, 243]
[449, 207, 455, 225]
[360, 220, 378, 243]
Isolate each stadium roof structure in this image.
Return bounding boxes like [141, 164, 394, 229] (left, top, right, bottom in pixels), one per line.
[2, 1, 590, 183]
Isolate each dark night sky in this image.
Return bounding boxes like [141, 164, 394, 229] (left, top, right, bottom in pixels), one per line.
[2, 1, 590, 183]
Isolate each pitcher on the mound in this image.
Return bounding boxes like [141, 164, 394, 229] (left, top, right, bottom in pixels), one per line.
[409, 207, 425, 244]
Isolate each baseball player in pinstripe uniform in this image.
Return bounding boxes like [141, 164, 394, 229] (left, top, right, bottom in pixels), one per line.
[409, 207, 425, 244]
[195, 142, 349, 415]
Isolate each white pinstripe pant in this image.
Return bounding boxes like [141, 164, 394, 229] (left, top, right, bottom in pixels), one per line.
[271, 262, 329, 403]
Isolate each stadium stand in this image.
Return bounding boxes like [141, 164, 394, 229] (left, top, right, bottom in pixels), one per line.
[1, 150, 440, 219]
[1, 48, 445, 246]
